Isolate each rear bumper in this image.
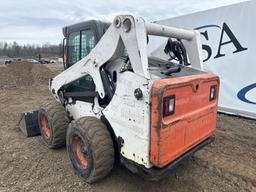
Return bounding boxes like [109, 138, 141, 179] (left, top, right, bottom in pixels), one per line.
[121, 136, 215, 180]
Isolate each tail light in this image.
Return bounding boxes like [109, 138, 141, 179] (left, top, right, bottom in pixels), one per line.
[209, 85, 217, 101]
[163, 95, 175, 117]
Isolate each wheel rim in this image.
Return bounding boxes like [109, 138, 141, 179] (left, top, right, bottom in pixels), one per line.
[72, 134, 89, 169]
[41, 113, 51, 138]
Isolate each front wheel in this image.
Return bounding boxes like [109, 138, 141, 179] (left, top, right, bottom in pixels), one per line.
[66, 117, 114, 183]
[38, 101, 69, 148]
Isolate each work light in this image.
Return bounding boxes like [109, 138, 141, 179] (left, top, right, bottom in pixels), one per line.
[210, 85, 217, 101]
[163, 95, 175, 117]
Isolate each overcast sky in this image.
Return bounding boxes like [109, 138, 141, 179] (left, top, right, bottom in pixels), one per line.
[0, 0, 248, 45]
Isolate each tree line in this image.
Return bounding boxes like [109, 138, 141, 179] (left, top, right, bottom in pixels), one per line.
[0, 41, 63, 58]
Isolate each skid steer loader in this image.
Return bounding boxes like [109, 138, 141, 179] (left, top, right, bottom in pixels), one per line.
[36, 15, 219, 183]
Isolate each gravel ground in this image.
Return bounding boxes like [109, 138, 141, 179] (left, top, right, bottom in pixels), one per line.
[0, 64, 255, 192]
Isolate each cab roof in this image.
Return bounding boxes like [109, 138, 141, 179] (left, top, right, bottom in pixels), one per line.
[62, 20, 110, 38]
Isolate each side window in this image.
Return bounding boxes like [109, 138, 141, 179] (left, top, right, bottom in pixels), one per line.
[68, 32, 80, 65]
[66, 74, 96, 103]
[75, 74, 96, 92]
[81, 30, 95, 58]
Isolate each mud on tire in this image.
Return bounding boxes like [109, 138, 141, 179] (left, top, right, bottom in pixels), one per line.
[38, 101, 69, 148]
[66, 117, 114, 183]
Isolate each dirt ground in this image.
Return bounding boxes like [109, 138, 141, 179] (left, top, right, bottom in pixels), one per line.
[0, 63, 255, 192]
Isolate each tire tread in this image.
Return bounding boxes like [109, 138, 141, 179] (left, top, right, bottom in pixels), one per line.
[40, 101, 69, 148]
[72, 116, 114, 183]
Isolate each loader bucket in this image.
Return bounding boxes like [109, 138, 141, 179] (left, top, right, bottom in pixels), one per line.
[19, 110, 41, 137]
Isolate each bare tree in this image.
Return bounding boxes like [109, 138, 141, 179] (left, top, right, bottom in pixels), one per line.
[0, 41, 63, 58]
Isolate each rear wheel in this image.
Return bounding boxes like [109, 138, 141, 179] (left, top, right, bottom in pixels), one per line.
[38, 101, 69, 148]
[66, 117, 114, 183]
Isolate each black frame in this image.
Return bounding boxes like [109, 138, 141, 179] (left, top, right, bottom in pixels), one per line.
[62, 37, 67, 68]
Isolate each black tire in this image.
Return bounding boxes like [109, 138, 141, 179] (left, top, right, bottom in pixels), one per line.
[66, 117, 114, 183]
[38, 101, 69, 149]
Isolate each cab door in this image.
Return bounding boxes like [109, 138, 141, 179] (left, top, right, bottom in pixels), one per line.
[63, 28, 97, 103]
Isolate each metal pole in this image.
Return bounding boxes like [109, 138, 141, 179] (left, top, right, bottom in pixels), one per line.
[146, 23, 195, 41]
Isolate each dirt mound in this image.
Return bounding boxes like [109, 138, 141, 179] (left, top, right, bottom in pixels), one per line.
[31, 65, 54, 85]
[0, 61, 53, 89]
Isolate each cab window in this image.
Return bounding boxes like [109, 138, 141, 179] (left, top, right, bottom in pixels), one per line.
[73, 74, 95, 92]
[66, 74, 96, 103]
[81, 30, 96, 58]
[67, 29, 96, 67]
[68, 31, 80, 65]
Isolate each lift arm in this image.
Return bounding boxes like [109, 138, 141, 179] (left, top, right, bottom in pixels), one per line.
[50, 15, 203, 101]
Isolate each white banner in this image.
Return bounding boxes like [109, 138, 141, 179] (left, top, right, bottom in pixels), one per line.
[151, 0, 256, 119]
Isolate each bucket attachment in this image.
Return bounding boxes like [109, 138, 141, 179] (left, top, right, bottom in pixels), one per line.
[19, 110, 41, 137]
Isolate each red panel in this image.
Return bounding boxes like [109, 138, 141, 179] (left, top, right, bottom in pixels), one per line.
[150, 72, 219, 168]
